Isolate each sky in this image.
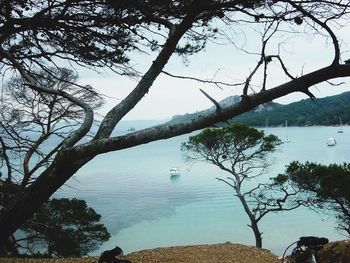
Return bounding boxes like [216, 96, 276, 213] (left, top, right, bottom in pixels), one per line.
[79, 20, 350, 121]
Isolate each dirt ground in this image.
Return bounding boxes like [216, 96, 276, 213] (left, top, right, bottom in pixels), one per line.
[0, 242, 280, 263]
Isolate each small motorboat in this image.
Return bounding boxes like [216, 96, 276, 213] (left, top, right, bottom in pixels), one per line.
[169, 167, 180, 176]
[327, 137, 336, 146]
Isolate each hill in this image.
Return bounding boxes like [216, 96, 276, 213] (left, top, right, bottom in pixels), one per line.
[167, 92, 350, 127]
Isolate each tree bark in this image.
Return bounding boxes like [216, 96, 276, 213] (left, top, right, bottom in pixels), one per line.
[236, 189, 263, 248]
[67, 64, 350, 160]
[0, 156, 92, 252]
[250, 221, 263, 248]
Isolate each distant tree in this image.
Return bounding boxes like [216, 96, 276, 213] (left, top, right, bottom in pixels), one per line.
[0, 197, 110, 258]
[0, 67, 103, 254]
[279, 161, 350, 237]
[1, 0, 350, 253]
[0, 67, 103, 187]
[233, 92, 350, 127]
[182, 123, 302, 248]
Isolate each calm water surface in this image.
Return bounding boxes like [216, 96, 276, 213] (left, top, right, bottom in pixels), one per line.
[55, 126, 349, 255]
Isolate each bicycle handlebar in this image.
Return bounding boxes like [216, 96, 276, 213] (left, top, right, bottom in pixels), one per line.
[297, 236, 329, 248]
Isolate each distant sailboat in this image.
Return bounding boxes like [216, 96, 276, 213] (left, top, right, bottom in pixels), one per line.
[284, 120, 291, 143]
[338, 117, 344, 133]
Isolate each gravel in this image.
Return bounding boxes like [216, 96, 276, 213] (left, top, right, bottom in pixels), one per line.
[0, 242, 280, 263]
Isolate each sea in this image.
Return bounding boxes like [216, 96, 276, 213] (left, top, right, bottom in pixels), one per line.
[54, 125, 349, 256]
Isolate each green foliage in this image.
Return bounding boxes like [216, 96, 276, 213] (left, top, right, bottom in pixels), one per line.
[271, 174, 289, 186]
[182, 122, 281, 162]
[234, 92, 350, 126]
[285, 161, 350, 200]
[168, 92, 350, 127]
[21, 198, 110, 258]
[283, 161, 350, 236]
[2, 0, 234, 75]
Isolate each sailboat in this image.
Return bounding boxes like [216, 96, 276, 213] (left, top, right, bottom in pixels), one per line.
[337, 117, 344, 133]
[284, 120, 291, 143]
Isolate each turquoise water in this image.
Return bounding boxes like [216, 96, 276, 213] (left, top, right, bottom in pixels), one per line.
[55, 126, 349, 255]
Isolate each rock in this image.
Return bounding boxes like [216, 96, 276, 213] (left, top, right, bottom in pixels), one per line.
[318, 240, 350, 263]
[125, 242, 280, 263]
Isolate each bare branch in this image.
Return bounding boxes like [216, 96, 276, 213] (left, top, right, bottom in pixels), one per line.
[199, 89, 222, 112]
[0, 49, 94, 149]
[302, 89, 317, 100]
[271, 55, 296, 80]
[162, 70, 243, 89]
[286, 0, 341, 65]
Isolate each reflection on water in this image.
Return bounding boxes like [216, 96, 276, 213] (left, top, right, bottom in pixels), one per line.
[55, 126, 350, 255]
[170, 174, 181, 183]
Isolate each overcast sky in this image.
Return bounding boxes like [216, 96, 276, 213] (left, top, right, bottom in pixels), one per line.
[80, 21, 350, 121]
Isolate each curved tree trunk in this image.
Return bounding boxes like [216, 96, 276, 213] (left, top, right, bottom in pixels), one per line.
[250, 221, 263, 248]
[236, 190, 263, 248]
[0, 157, 91, 252]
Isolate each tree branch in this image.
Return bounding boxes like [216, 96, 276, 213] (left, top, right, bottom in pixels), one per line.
[66, 63, 350, 160]
[0, 137, 12, 182]
[0, 49, 94, 149]
[94, 3, 204, 140]
[199, 89, 222, 112]
[286, 0, 341, 65]
[162, 70, 243, 89]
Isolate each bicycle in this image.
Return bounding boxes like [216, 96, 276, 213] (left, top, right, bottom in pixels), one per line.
[282, 236, 329, 263]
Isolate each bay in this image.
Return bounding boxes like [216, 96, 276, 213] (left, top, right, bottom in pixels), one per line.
[55, 126, 349, 256]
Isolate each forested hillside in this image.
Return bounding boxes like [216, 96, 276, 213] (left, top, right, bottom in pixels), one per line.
[233, 92, 350, 126]
[167, 92, 350, 127]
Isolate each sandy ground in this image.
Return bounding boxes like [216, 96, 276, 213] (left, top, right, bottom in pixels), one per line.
[0, 242, 280, 263]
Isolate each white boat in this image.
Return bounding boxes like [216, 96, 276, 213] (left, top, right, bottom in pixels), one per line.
[169, 167, 180, 176]
[327, 137, 336, 146]
[337, 117, 344, 133]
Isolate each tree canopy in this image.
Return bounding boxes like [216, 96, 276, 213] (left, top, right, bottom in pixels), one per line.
[279, 161, 350, 237]
[16, 198, 110, 257]
[1, 0, 350, 253]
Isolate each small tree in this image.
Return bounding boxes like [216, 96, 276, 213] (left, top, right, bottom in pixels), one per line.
[18, 198, 110, 258]
[279, 161, 350, 237]
[0, 68, 106, 255]
[182, 123, 302, 248]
